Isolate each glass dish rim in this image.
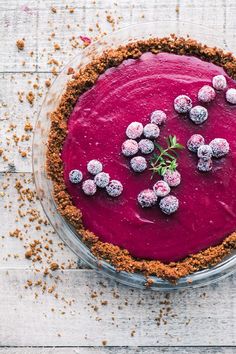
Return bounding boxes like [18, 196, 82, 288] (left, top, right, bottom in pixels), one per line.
[33, 20, 236, 291]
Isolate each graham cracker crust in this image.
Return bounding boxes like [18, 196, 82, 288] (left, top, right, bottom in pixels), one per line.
[46, 35, 236, 282]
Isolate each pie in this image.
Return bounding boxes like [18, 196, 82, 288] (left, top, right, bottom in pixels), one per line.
[47, 35, 236, 282]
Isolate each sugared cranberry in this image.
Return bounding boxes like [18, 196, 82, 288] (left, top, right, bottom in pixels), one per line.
[212, 75, 227, 90]
[187, 134, 205, 153]
[163, 170, 181, 187]
[94, 172, 110, 188]
[198, 85, 216, 103]
[197, 145, 213, 161]
[189, 105, 208, 125]
[174, 95, 192, 113]
[159, 195, 179, 215]
[153, 180, 170, 197]
[150, 110, 167, 125]
[138, 139, 154, 154]
[87, 159, 103, 175]
[197, 158, 213, 172]
[122, 139, 139, 157]
[126, 122, 143, 139]
[69, 169, 83, 184]
[106, 180, 123, 197]
[143, 123, 160, 139]
[130, 156, 147, 173]
[209, 138, 230, 158]
[137, 189, 157, 208]
[226, 88, 236, 104]
[82, 179, 97, 196]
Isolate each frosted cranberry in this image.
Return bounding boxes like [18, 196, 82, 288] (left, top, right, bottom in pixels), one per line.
[138, 189, 157, 208]
[106, 180, 123, 197]
[143, 123, 160, 139]
[87, 159, 103, 175]
[159, 195, 179, 215]
[138, 139, 154, 154]
[212, 75, 227, 90]
[189, 105, 208, 125]
[150, 110, 167, 125]
[82, 179, 97, 196]
[130, 156, 147, 173]
[209, 138, 230, 158]
[197, 145, 213, 161]
[187, 134, 205, 153]
[69, 169, 83, 184]
[94, 172, 110, 188]
[198, 85, 216, 103]
[163, 170, 181, 187]
[153, 180, 170, 197]
[174, 95, 192, 113]
[197, 159, 213, 172]
[126, 122, 143, 139]
[122, 139, 139, 157]
[226, 88, 236, 104]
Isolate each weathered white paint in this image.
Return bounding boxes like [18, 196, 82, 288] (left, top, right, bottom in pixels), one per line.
[0, 269, 236, 347]
[1, 0, 236, 351]
[0, 173, 77, 268]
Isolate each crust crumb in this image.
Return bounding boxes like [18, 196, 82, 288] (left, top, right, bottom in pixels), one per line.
[16, 39, 25, 50]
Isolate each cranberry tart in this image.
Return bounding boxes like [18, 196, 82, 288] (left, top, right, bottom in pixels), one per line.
[47, 36, 236, 282]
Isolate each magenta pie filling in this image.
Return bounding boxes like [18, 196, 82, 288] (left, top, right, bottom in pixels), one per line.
[61, 52, 236, 263]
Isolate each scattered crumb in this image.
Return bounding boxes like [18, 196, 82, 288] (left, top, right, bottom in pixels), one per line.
[24, 122, 33, 132]
[54, 43, 61, 50]
[45, 79, 51, 87]
[16, 39, 25, 50]
[20, 151, 27, 158]
[50, 262, 59, 271]
[67, 67, 75, 75]
[26, 91, 35, 105]
[131, 330, 136, 337]
[25, 249, 32, 259]
[51, 67, 58, 76]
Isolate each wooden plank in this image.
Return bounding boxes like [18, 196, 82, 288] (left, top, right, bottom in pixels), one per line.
[0, 172, 77, 269]
[0, 73, 50, 173]
[0, 3, 37, 72]
[0, 268, 236, 347]
[0, 347, 236, 354]
[38, 0, 236, 72]
[1, 0, 236, 73]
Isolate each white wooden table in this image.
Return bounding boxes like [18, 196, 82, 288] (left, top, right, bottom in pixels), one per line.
[1, 0, 236, 352]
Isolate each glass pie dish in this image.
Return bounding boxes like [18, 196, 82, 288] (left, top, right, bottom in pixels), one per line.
[33, 21, 236, 290]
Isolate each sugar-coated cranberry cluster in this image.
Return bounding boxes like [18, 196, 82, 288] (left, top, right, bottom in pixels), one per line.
[187, 135, 230, 172]
[68, 74, 233, 216]
[69, 159, 123, 198]
[121, 111, 180, 215]
[174, 75, 236, 125]
[122, 111, 166, 173]
[138, 171, 180, 214]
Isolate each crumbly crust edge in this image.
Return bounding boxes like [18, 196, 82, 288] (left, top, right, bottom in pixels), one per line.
[46, 35, 236, 282]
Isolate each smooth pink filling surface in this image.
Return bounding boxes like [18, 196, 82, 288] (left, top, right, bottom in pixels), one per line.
[61, 52, 236, 263]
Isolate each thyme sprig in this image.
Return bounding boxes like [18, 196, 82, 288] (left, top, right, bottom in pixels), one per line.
[150, 135, 184, 177]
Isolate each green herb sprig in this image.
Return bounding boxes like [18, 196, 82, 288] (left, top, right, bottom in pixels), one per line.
[150, 135, 184, 177]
